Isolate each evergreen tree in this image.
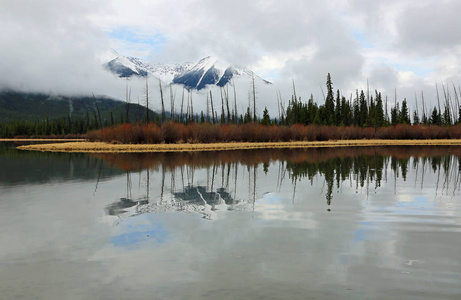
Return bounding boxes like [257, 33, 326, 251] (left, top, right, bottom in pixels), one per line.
[442, 106, 452, 125]
[391, 103, 400, 125]
[413, 110, 420, 125]
[261, 107, 271, 125]
[353, 92, 360, 126]
[399, 99, 410, 124]
[369, 96, 376, 128]
[359, 90, 368, 127]
[430, 107, 441, 125]
[307, 94, 318, 125]
[340, 96, 351, 126]
[335, 89, 341, 126]
[325, 73, 335, 125]
[375, 91, 385, 127]
[244, 107, 252, 123]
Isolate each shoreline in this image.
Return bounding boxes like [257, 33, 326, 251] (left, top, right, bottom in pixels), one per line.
[0, 138, 86, 142]
[15, 139, 461, 153]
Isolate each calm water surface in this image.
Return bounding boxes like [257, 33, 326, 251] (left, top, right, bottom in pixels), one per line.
[0, 142, 460, 299]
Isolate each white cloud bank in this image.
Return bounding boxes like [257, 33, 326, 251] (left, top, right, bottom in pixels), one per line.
[1, 0, 461, 115]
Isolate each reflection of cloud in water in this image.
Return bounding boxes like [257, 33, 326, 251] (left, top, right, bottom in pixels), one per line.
[91, 149, 461, 299]
[111, 221, 167, 247]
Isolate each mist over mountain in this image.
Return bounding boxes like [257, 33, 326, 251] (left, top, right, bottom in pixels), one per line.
[104, 53, 271, 90]
[0, 90, 156, 123]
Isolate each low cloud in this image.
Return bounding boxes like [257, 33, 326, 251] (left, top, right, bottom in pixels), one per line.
[1, 0, 460, 115]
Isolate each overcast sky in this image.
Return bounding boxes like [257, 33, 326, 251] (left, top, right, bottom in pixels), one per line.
[1, 0, 461, 114]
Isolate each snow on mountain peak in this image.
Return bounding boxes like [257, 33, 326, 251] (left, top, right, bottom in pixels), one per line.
[104, 54, 270, 90]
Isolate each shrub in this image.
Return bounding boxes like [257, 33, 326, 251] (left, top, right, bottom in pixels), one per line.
[84, 121, 461, 144]
[162, 121, 183, 143]
[145, 124, 163, 143]
[448, 124, 461, 139]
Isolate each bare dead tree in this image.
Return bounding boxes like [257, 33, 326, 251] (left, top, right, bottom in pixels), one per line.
[186, 91, 190, 123]
[170, 85, 175, 121]
[421, 91, 427, 124]
[367, 78, 370, 107]
[180, 88, 185, 123]
[252, 72, 256, 122]
[159, 79, 165, 123]
[232, 80, 238, 123]
[442, 83, 450, 124]
[452, 82, 460, 122]
[444, 83, 456, 124]
[220, 87, 225, 124]
[276, 90, 281, 124]
[436, 83, 442, 122]
[206, 93, 210, 122]
[92, 93, 103, 129]
[210, 90, 215, 124]
[189, 91, 194, 122]
[145, 77, 150, 123]
[292, 79, 298, 103]
[394, 87, 397, 109]
[225, 84, 231, 123]
[125, 83, 131, 123]
[320, 84, 326, 102]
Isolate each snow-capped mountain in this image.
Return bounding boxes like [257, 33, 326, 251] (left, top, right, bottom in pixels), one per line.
[104, 54, 194, 83]
[104, 54, 271, 90]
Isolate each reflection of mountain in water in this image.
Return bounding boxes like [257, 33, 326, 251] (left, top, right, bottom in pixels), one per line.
[174, 186, 235, 206]
[100, 146, 461, 221]
[106, 183, 248, 221]
[105, 198, 149, 216]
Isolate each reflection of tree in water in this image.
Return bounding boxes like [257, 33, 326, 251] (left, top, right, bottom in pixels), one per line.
[105, 161, 251, 220]
[286, 151, 461, 207]
[99, 146, 461, 218]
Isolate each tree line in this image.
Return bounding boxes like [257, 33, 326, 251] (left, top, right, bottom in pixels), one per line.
[144, 73, 461, 128]
[0, 111, 120, 138]
[280, 73, 461, 127]
[2, 72, 461, 139]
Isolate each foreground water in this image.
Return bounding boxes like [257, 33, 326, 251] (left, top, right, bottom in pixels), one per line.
[0, 142, 460, 299]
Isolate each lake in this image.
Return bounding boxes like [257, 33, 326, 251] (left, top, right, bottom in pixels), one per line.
[0, 142, 460, 299]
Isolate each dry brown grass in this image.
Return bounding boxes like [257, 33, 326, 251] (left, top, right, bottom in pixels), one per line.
[16, 139, 461, 153]
[0, 138, 86, 142]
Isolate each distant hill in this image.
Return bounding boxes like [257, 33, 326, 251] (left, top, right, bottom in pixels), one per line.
[0, 90, 157, 123]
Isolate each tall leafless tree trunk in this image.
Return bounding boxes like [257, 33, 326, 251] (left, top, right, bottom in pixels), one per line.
[206, 93, 210, 122]
[180, 88, 185, 123]
[145, 77, 149, 123]
[92, 93, 103, 129]
[210, 90, 215, 124]
[170, 85, 175, 122]
[225, 84, 230, 123]
[252, 72, 256, 122]
[125, 83, 131, 123]
[220, 87, 225, 124]
[421, 91, 427, 124]
[189, 91, 194, 122]
[159, 79, 165, 123]
[233, 80, 238, 123]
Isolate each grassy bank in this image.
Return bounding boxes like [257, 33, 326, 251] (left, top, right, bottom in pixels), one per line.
[0, 138, 86, 142]
[17, 139, 461, 153]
